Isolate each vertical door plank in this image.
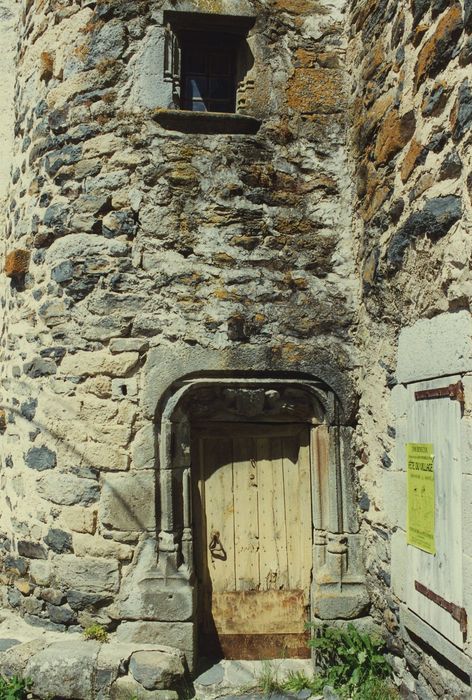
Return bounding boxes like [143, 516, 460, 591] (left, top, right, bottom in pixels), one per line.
[283, 428, 313, 593]
[297, 427, 313, 596]
[282, 431, 299, 590]
[233, 435, 261, 591]
[203, 436, 236, 594]
[256, 436, 289, 591]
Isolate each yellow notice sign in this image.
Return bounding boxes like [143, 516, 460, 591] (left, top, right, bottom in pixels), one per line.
[407, 443, 436, 555]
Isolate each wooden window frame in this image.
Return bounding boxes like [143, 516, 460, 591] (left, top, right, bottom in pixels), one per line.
[163, 11, 256, 115]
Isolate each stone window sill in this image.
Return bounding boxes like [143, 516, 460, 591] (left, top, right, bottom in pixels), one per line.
[152, 109, 261, 135]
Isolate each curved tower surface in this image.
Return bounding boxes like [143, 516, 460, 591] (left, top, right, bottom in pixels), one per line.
[1, 0, 361, 660]
[2, 0, 472, 698]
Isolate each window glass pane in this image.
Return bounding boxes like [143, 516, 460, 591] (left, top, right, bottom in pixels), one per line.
[184, 50, 206, 75]
[209, 77, 232, 99]
[185, 76, 208, 100]
[180, 31, 237, 114]
[210, 53, 231, 75]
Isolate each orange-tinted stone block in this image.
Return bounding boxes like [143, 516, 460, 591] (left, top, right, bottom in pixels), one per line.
[401, 139, 424, 183]
[39, 51, 54, 81]
[414, 4, 463, 92]
[374, 109, 416, 166]
[274, 0, 314, 14]
[5, 249, 30, 278]
[287, 68, 346, 115]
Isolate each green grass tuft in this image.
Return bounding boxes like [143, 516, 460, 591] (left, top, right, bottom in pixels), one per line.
[283, 670, 325, 695]
[83, 623, 109, 643]
[0, 675, 32, 700]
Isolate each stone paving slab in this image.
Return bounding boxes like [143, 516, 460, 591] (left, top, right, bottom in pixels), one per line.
[0, 638, 21, 652]
[194, 659, 319, 700]
[198, 694, 324, 700]
[217, 694, 312, 700]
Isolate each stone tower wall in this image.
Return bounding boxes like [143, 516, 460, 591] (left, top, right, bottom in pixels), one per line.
[2, 0, 472, 695]
[0, 0, 359, 653]
[0, 1, 18, 209]
[0, 0, 20, 362]
[349, 0, 472, 696]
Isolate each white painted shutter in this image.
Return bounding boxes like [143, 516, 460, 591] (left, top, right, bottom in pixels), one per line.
[405, 376, 464, 647]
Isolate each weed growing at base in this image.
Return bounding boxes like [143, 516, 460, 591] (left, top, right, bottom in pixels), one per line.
[0, 675, 32, 700]
[283, 669, 325, 695]
[309, 623, 398, 699]
[239, 625, 398, 699]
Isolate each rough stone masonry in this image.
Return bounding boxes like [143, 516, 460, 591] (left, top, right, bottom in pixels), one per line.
[0, 0, 472, 697]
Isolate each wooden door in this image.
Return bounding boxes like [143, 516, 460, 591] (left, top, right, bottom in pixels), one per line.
[192, 422, 313, 659]
[405, 377, 464, 647]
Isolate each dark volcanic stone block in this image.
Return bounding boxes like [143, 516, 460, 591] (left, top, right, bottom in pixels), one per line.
[17, 540, 47, 560]
[465, 0, 472, 32]
[387, 195, 462, 269]
[453, 80, 472, 142]
[25, 446, 56, 471]
[45, 529, 73, 554]
[46, 603, 77, 625]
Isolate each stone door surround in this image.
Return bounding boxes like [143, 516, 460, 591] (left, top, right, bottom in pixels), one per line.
[154, 373, 368, 627]
[116, 347, 368, 661]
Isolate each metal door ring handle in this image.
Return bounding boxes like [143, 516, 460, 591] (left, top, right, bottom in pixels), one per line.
[209, 530, 220, 551]
[209, 530, 227, 561]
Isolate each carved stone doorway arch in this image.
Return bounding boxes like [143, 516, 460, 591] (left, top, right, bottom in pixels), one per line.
[153, 375, 369, 662]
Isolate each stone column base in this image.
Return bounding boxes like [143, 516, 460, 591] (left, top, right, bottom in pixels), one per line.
[312, 581, 370, 620]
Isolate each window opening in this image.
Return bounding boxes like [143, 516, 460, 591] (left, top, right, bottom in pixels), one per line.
[181, 32, 239, 113]
[163, 12, 255, 115]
